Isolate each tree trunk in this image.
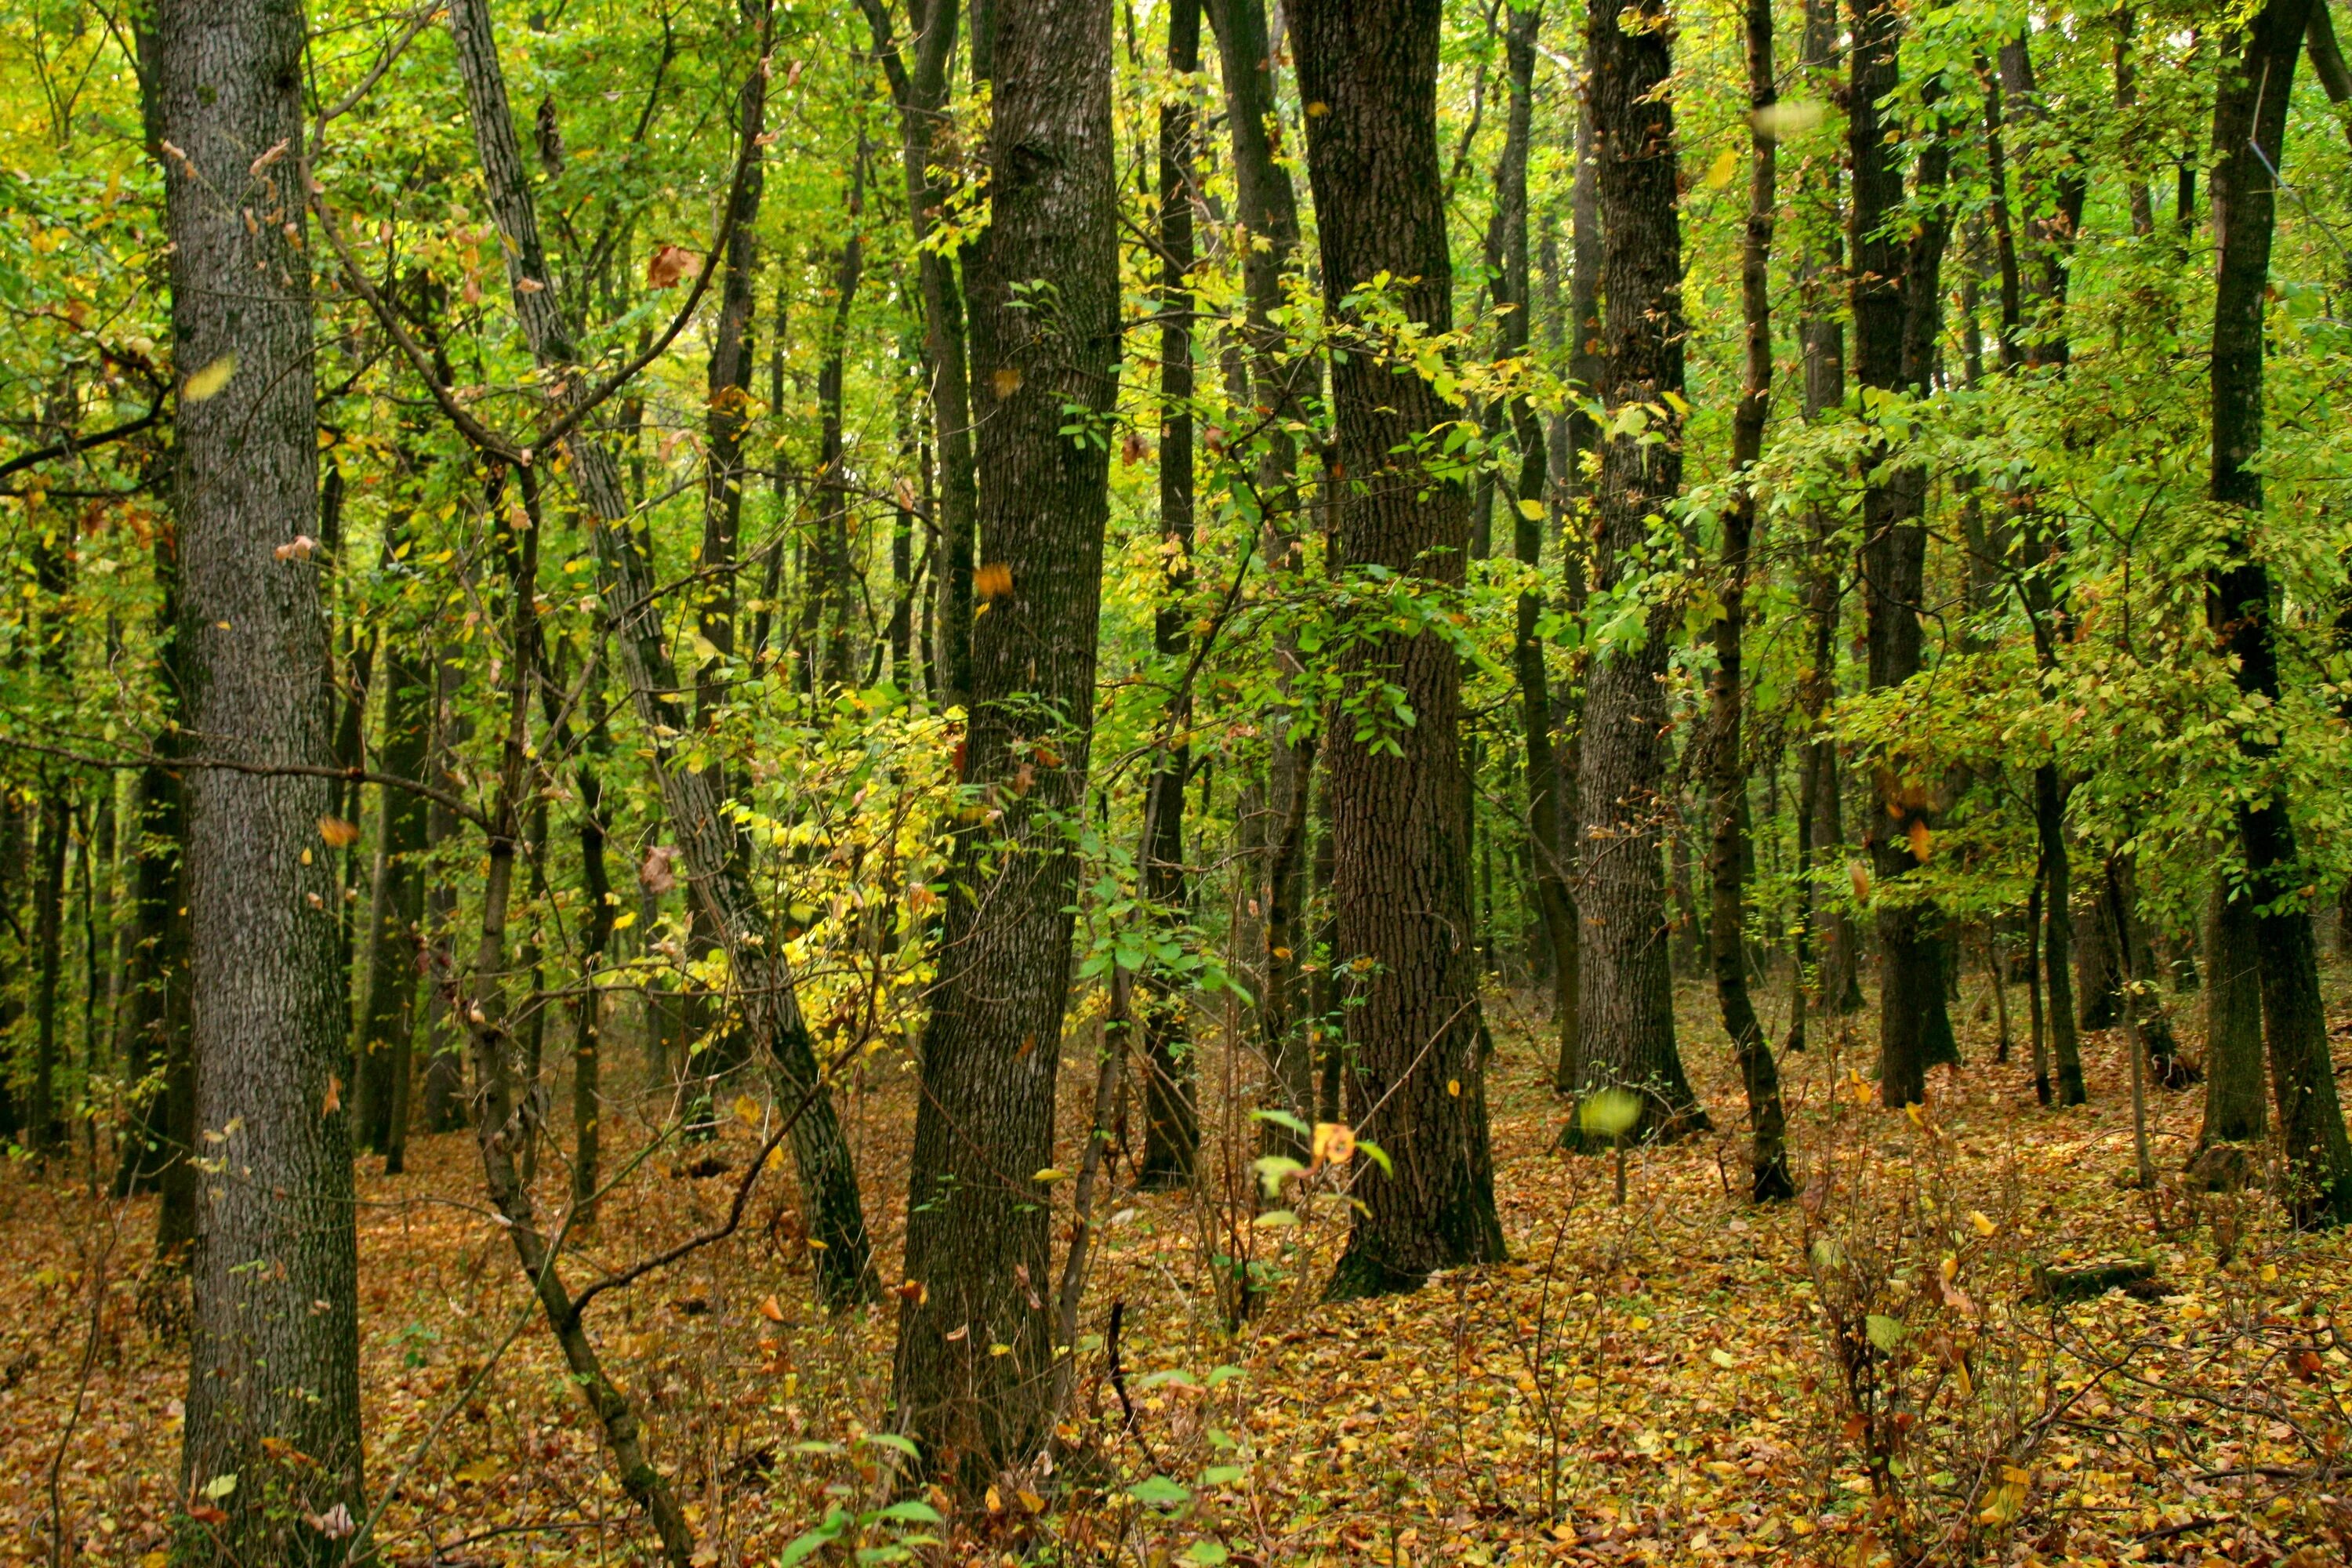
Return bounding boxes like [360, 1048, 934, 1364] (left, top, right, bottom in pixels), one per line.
[2075, 888, 2123, 1031]
[1493, 4, 1577, 1098]
[1849, 0, 1956, 1107]
[889, 0, 1116, 1486]
[354, 643, 429, 1156]
[2201, 878, 2267, 1146]
[2206, 0, 2352, 1227]
[31, 789, 69, 1153]
[2037, 766, 2086, 1102]
[1707, 0, 1794, 1205]
[1567, 0, 1705, 1144]
[150, 0, 365, 1541]
[1140, 0, 1203, 1189]
[445, 0, 877, 1300]
[811, 152, 866, 691]
[1290, 0, 1505, 1298]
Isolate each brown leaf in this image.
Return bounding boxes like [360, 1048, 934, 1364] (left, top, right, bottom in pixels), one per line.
[639, 844, 680, 895]
[975, 561, 1013, 600]
[646, 243, 702, 289]
[317, 815, 359, 848]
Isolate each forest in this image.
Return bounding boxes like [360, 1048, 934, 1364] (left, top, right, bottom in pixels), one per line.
[2, 0, 2351, 1561]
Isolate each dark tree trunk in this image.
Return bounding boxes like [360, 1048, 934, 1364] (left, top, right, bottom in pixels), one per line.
[354, 643, 429, 1156]
[31, 789, 68, 1153]
[2105, 855, 2194, 1088]
[1292, 0, 1506, 1297]
[416, 648, 468, 1138]
[2075, 889, 2123, 1031]
[1849, 0, 1956, 1107]
[2036, 767, 2085, 1102]
[2206, 0, 2352, 1227]
[448, 0, 877, 1300]
[811, 152, 867, 691]
[1707, 0, 1794, 1205]
[1140, 0, 1203, 1189]
[149, 0, 364, 1541]
[1491, 4, 1577, 1094]
[889, 0, 1116, 1485]
[1567, 0, 1704, 1143]
[2201, 878, 2267, 1146]
[858, 0, 978, 708]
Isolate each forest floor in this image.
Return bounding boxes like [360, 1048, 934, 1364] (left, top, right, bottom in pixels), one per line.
[2, 969, 2350, 1567]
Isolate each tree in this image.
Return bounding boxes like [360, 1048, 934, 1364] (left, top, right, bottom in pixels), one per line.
[1567, 0, 1704, 1143]
[1707, 0, 1794, 1204]
[890, 0, 1118, 1484]
[148, 0, 364, 1547]
[1292, 0, 1507, 1297]
[2205, 0, 2352, 1227]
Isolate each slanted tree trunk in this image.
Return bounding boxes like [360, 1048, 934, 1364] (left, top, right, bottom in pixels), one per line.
[150, 0, 365, 1541]
[2205, 0, 2352, 1227]
[2200, 879, 2267, 1146]
[1849, 0, 1957, 1107]
[1139, 0, 1203, 1189]
[1567, 0, 1705, 1143]
[889, 0, 1116, 1486]
[1707, 0, 1794, 1204]
[445, 0, 877, 1300]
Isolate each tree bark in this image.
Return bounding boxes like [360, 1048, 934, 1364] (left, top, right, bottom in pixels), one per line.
[1292, 0, 1506, 1298]
[2200, 879, 2267, 1146]
[811, 151, 866, 691]
[1139, 0, 1203, 1189]
[151, 0, 365, 1541]
[2206, 0, 2352, 1227]
[354, 641, 429, 1156]
[445, 0, 877, 1300]
[889, 0, 1116, 1485]
[1707, 0, 1794, 1204]
[1568, 0, 1705, 1144]
[1849, 0, 1957, 1108]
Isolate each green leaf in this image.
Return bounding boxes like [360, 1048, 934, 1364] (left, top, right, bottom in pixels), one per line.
[876, 1499, 944, 1525]
[1355, 1138, 1393, 1176]
[1251, 1108, 1311, 1136]
[1865, 1314, 1906, 1352]
[1185, 1544, 1232, 1564]
[859, 1432, 921, 1458]
[1577, 1087, 1643, 1139]
[1202, 1464, 1246, 1486]
[1128, 1475, 1192, 1509]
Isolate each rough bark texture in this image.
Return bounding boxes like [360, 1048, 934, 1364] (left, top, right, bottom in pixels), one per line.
[889, 0, 1116, 1486]
[1707, 0, 1794, 1205]
[2207, 0, 2352, 1227]
[1292, 0, 1506, 1297]
[1141, 0, 1203, 1189]
[1569, 0, 1704, 1143]
[445, 0, 877, 1299]
[151, 0, 365, 1545]
[1849, 0, 1956, 1107]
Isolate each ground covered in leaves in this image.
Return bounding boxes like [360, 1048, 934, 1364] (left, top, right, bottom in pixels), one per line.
[3, 971, 2350, 1566]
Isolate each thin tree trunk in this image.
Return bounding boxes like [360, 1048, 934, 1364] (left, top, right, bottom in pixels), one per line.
[149, 0, 364, 1540]
[354, 642, 429, 1156]
[1568, 0, 1705, 1143]
[889, 0, 1116, 1486]
[445, 0, 877, 1300]
[31, 789, 68, 1153]
[1141, 0, 1203, 1189]
[2205, 0, 2352, 1227]
[1708, 0, 1793, 1204]
[811, 150, 866, 691]
[1849, 0, 1957, 1107]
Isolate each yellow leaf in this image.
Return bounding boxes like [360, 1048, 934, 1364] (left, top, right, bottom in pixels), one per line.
[610, 910, 637, 931]
[1311, 1121, 1356, 1167]
[975, 561, 1014, 599]
[1705, 147, 1740, 188]
[1968, 1210, 1996, 1236]
[1516, 498, 1546, 521]
[990, 365, 1023, 399]
[317, 815, 360, 848]
[183, 352, 236, 403]
[1446, 1078, 1461, 1097]
[1849, 861, 1871, 903]
[454, 1458, 500, 1483]
[733, 1093, 761, 1126]
[1907, 818, 1933, 862]
[1033, 1167, 1070, 1183]
[1017, 1488, 1046, 1513]
[985, 1485, 1004, 1514]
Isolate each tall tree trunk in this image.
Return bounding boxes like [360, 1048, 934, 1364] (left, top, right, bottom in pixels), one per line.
[354, 643, 429, 1156]
[150, 0, 365, 1541]
[445, 0, 877, 1301]
[416, 648, 468, 1138]
[1491, 2, 1577, 1104]
[2206, 0, 2352, 1227]
[858, 0, 978, 706]
[1140, 0, 1202, 1189]
[1568, 0, 1705, 1143]
[31, 789, 68, 1153]
[1849, 0, 1957, 1107]
[1708, 0, 1794, 1204]
[2200, 879, 2267, 1146]
[1294, 0, 1507, 1297]
[812, 151, 867, 691]
[889, 0, 1116, 1486]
